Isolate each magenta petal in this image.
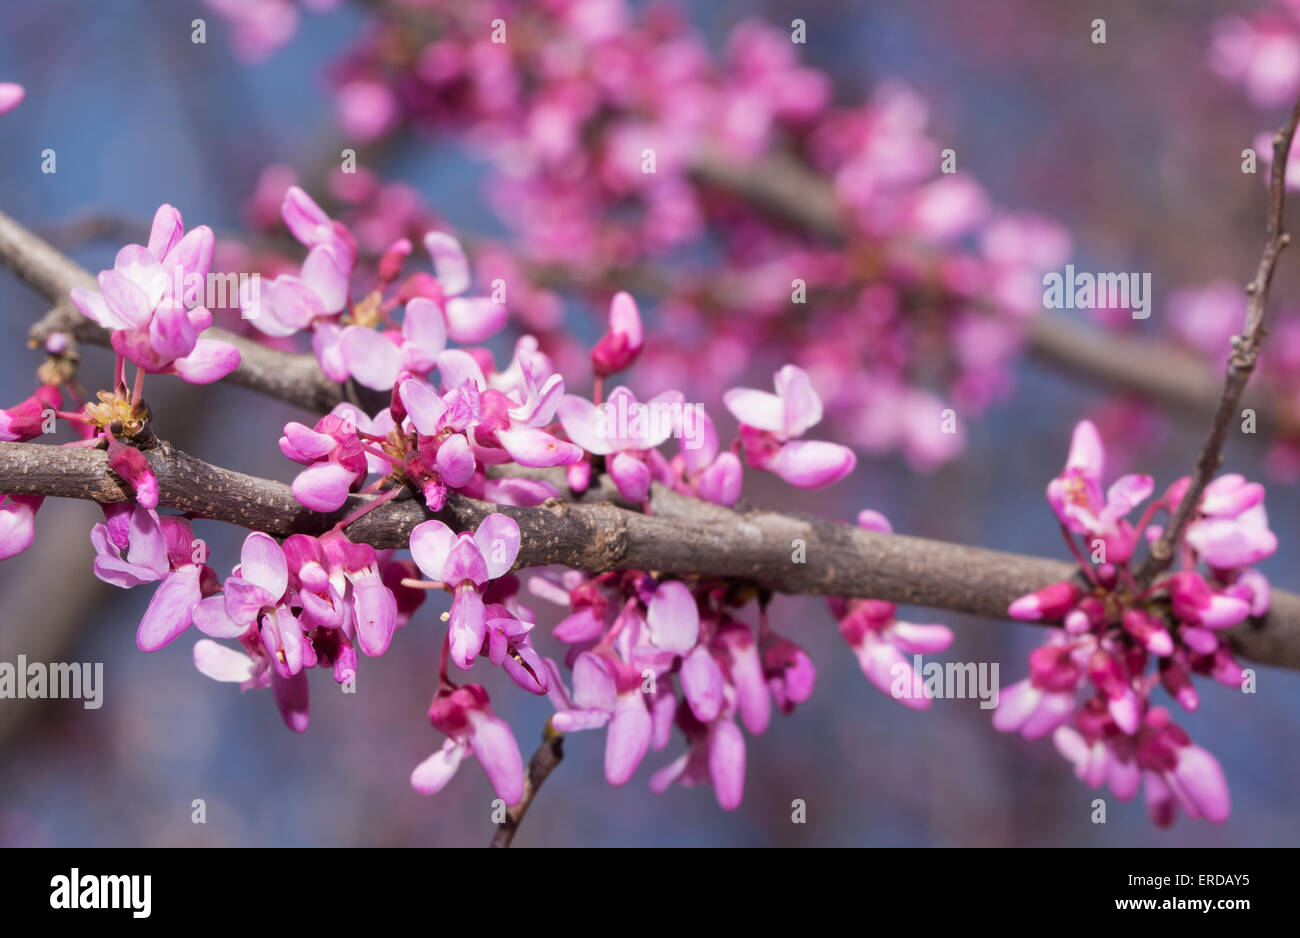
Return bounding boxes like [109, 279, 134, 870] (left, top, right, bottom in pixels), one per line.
[147, 204, 184, 260]
[604, 694, 651, 786]
[291, 461, 355, 512]
[707, 719, 747, 810]
[171, 339, 241, 383]
[468, 709, 525, 805]
[609, 451, 652, 502]
[681, 644, 724, 722]
[697, 452, 742, 505]
[496, 425, 584, 467]
[729, 642, 770, 736]
[339, 325, 402, 390]
[556, 395, 614, 455]
[409, 519, 456, 582]
[136, 566, 202, 652]
[280, 422, 337, 462]
[723, 387, 785, 433]
[445, 297, 506, 344]
[554, 608, 604, 643]
[148, 302, 198, 360]
[768, 440, 856, 488]
[424, 232, 471, 295]
[571, 652, 617, 712]
[271, 667, 310, 733]
[353, 578, 397, 657]
[449, 588, 487, 669]
[192, 639, 257, 683]
[436, 433, 476, 489]
[241, 531, 288, 599]
[1173, 746, 1230, 823]
[646, 580, 699, 654]
[401, 297, 448, 370]
[473, 513, 520, 578]
[411, 739, 466, 795]
[0, 83, 26, 115]
[192, 594, 248, 638]
[398, 377, 447, 435]
[774, 364, 823, 437]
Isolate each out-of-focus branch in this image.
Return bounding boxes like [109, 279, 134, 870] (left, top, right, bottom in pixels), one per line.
[687, 152, 1273, 425]
[1, 439, 1297, 671]
[490, 727, 564, 848]
[1136, 97, 1300, 585]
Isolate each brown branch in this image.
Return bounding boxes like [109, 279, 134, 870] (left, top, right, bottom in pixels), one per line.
[0, 207, 356, 414]
[1135, 97, 1300, 586]
[1, 439, 1297, 671]
[490, 726, 564, 848]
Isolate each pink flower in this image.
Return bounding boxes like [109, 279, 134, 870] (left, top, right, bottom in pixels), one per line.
[671, 410, 743, 506]
[724, 364, 856, 488]
[557, 386, 684, 501]
[423, 232, 507, 344]
[411, 683, 525, 804]
[69, 205, 240, 383]
[992, 636, 1083, 739]
[0, 82, 23, 115]
[833, 596, 954, 710]
[0, 386, 60, 441]
[1046, 420, 1152, 563]
[590, 291, 643, 378]
[544, 651, 653, 787]
[650, 704, 747, 811]
[409, 514, 521, 669]
[765, 639, 815, 718]
[90, 504, 208, 652]
[0, 495, 43, 560]
[279, 405, 372, 511]
[1210, 14, 1300, 108]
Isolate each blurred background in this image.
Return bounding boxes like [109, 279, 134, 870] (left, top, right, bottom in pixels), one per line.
[1, 0, 1297, 847]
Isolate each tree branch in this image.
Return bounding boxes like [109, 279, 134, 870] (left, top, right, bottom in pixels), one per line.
[1136, 97, 1300, 585]
[1, 439, 1297, 671]
[490, 726, 564, 848]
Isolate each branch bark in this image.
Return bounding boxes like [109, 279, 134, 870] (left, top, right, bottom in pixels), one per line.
[490, 727, 564, 848]
[1136, 98, 1300, 585]
[1, 439, 1297, 671]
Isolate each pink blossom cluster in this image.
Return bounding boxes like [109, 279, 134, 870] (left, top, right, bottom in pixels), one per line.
[997, 420, 1274, 827]
[216, 0, 1071, 472]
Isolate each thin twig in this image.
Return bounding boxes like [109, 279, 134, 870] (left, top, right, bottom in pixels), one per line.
[491, 726, 564, 848]
[1135, 96, 1300, 587]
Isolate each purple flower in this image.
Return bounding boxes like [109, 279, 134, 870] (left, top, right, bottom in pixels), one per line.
[280, 405, 372, 512]
[411, 683, 524, 804]
[90, 503, 207, 652]
[0, 82, 24, 115]
[557, 386, 683, 501]
[0, 495, 42, 560]
[69, 205, 241, 383]
[724, 364, 856, 488]
[409, 513, 521, 669]
[1046, 420, 1152, 564]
